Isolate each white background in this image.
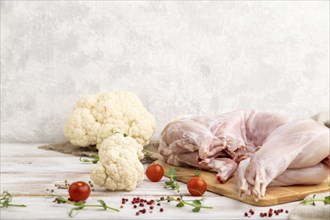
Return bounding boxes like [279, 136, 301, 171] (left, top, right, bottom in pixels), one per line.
[1, 1, 329, 143]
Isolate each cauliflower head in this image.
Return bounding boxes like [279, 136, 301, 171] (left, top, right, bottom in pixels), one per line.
[90, 134, 144, 191]
[64, 91, 156, 147]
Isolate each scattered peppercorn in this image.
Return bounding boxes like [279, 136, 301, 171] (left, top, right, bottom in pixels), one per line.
[54, 180, 71, 189]
[244, 207, 288, 218]
[122, 197, 167, 216]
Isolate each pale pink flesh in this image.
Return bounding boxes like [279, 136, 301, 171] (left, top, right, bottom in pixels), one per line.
[159, 110, 289, 181]
[158, 111, 329, 201]
[240, 119, 329, 201]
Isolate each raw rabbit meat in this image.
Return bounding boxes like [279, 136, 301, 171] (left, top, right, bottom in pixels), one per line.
[236, 119, 330, 201]
[159, 110, 288, 183]
[159, 110, 330, 201]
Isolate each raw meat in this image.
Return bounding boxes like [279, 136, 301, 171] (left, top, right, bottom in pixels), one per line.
[159, 110, 288, 183]
[159, 110, 330, 201]
[237, 119, 330, 201]
[269, 163, 329, 187]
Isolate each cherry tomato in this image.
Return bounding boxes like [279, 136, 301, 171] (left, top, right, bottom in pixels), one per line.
[146, 164, 164, 182]
[187, 176, 207, 196]
[68, 181, 91, 202]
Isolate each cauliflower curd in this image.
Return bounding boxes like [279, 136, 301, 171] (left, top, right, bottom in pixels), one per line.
[64, 91, 156, 148]
[90, 134, 144, 191]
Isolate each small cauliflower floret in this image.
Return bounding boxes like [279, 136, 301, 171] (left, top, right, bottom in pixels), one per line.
[64, 91, 156, 148]
[90, 134, 144, 191]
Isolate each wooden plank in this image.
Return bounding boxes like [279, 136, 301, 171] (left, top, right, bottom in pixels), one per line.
[0, 157, 92, 173]
[0, 143, 66, 158]
[0, 172, 218, 198]
[154, 160, 330, 207]
[0, 143, 309, 219]
[0, 195, 297, 220]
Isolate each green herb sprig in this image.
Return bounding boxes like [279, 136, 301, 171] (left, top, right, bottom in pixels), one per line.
[300, 195, 330, 206]
[164, 168, 202, 193]
[53, 196, 119, 217]
[159, 195, 212, 212]
[165, 168, 181, 193]
[79, 155, 99, 164]
[0, 191, 26, 208]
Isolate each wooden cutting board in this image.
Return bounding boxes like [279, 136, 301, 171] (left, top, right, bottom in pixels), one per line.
[154, 160, 330, 207]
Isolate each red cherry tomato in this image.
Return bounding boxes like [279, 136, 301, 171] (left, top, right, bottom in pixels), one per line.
[146, 164, 164, 182]
[187, 176, 207, 196]
[68, 181, 91, 202]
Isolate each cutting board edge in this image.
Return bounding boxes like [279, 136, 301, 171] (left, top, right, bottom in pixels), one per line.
[154, 160, 330, 207]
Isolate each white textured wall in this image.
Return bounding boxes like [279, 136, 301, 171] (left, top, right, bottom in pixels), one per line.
[1, 1, 329, 143]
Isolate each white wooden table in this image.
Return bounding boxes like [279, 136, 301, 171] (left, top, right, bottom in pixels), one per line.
[1, 143, 300, 219]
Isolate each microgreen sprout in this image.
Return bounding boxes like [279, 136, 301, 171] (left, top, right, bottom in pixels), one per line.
[165, 168, 181, 193]
[164, 168, 202, 193]
[0, 191, 26, 208]
[53, 196, 119, 217]
[300, 195, 330, 206]
[79, 155, 99, 164]
[158, 195, 212, 212]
